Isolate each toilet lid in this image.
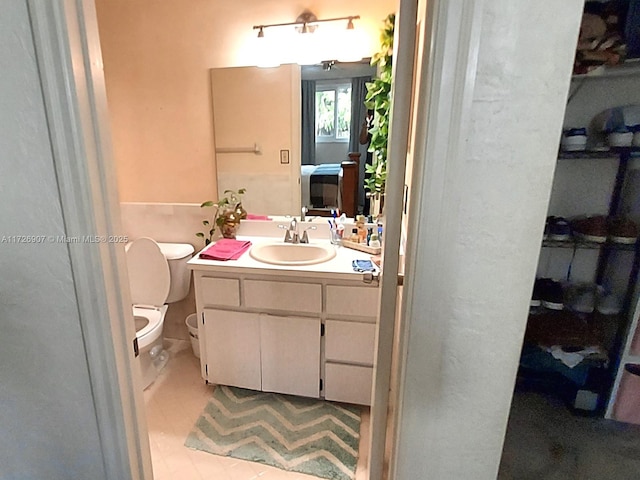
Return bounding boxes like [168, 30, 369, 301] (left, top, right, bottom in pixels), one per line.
[125, 237, 170, 306]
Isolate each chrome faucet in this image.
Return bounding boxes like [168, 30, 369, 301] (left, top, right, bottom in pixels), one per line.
[284, 218, 299, 243]
[300, 225, 317, 244]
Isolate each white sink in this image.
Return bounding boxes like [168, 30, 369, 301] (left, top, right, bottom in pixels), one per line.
[249, 242, 336, 266]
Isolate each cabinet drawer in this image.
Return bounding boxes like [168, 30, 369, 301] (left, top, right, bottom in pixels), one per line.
[326, 285, 379, 318]
[325, 320, 376, 365]
[199, 277, 240, 307]
[324, 363, 372, 406]
[245, 280, 321, 313]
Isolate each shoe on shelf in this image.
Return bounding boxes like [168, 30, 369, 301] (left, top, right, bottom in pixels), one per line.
[571, 215, 608, 243]
[561, 128, 588, 152]
[543, 218, 550, 241]
[531, 278, 544, 307]
[539, 278, 564, 310]
[565, 283, 597, 314]
[596, 288, 622, 315]
[547, 216, 571, 241]
[608, 217, 639, 244]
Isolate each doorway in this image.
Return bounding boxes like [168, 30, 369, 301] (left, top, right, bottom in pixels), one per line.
[92, 1, 407, 479]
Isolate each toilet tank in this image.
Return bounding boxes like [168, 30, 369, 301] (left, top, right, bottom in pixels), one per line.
[157, 243, 195, 303]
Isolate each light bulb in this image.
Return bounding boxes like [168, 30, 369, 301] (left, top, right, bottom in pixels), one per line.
[336, 19, 366, 62]
[296, 29, 323, 66]
[254, 28, 280, 68]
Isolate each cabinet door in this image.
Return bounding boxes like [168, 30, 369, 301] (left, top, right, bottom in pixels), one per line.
[203, 309, 261, 391]
[260, 314, 320, 398]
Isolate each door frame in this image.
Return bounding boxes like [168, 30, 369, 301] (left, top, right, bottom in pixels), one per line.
[43, 0, 493, 479]
[28, 1, 152, 478]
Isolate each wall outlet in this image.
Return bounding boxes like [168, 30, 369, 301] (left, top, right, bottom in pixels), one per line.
[280, 149, 290, 164]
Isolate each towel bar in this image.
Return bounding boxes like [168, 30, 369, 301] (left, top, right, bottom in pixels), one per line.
[215, 143, 262, 155]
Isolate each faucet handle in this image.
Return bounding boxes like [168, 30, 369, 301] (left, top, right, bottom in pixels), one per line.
[283, 230, 293, 243]
[300, 225, 317, 244]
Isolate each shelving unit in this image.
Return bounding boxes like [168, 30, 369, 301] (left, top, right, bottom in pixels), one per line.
[519, 147, 640, 415]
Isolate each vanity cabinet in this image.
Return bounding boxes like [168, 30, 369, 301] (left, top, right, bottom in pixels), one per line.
[192, 269, 379, 405]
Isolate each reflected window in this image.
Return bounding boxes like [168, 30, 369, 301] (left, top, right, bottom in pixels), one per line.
[315, 83, 351, 142]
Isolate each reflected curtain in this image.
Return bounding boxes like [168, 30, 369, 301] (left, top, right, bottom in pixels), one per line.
[350, 76, 371, 211]
[349, 76, 371, 154]
[301, 80, 316, 165]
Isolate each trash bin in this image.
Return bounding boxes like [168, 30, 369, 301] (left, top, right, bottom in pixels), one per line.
[185, 313, 200, 358]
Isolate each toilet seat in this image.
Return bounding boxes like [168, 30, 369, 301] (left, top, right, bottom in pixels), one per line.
[126, 238, 171, 348]
[125, 237, 170, 307]
[133, 305, 168, 349]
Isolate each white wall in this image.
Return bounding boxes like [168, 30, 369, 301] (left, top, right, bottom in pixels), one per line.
[0, 2, 106, 478]
[394, 1, 584, 478]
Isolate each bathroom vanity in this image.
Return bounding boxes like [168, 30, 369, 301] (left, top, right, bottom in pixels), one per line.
[187, 233, 380, 405]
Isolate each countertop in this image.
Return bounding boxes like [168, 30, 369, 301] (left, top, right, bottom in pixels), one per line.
[187, 235, 380, 282]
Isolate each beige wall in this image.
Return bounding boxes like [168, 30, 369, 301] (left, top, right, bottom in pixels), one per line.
[95, 0, 395, 203]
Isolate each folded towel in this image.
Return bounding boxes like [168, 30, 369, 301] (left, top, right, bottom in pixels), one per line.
[200, 238, 251, 261]
[246, 214, 271, 221]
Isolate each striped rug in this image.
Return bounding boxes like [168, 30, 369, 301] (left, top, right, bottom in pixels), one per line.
[185, 386, 361, 480]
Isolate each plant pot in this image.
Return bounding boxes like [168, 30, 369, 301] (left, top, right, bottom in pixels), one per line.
[218, 209, 241, 239]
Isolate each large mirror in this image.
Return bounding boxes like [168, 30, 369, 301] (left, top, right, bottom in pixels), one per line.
[210, 61, 376, 217]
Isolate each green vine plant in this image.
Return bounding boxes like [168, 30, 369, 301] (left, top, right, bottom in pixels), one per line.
[364, 13, 395, 196]
[196, 188, 246, 245]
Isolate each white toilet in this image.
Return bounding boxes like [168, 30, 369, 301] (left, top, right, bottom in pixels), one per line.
[125, 237, 194, 389]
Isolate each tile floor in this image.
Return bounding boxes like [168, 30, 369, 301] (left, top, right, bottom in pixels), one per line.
[143, 339, 371, 480]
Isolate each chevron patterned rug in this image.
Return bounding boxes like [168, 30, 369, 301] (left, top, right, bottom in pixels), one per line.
[185, 385, 362, 480]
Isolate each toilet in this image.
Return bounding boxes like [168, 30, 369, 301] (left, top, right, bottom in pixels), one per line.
[125, 237, 194, 389]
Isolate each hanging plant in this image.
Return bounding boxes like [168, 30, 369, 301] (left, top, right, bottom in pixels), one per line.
[364, 13, 395, 195]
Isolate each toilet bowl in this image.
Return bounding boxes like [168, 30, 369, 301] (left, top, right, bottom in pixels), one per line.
[125, 237, 194, 389]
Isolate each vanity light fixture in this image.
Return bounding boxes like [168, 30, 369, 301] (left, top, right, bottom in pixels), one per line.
[252, 10, 363, 67]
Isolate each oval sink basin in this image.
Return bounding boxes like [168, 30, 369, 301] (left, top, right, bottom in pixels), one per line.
[250, 243, 336, 266]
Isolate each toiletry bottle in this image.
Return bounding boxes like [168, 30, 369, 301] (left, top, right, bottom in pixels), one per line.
[369, 233, 381, 248]
[350, 228, 359, 243]
[356, 215, 367, 243]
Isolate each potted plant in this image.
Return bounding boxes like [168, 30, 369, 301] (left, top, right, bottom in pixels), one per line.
[196, 188, 247, 245]
[364, 13, 394, 216]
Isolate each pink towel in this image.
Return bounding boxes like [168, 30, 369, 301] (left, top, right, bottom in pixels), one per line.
[199, 238, 252, 261]
[246, 214, 271, 221]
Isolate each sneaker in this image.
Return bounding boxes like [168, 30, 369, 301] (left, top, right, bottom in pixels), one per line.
[608, 217, 638, 244]
[540, 279, 564, 310]
[543, 218, 550, 241]
[596, 288, 622, 315]
[547, 216, 571, 241]
[565, 283, 597, 313]
[571, 215, 608, 243]
[531, 278, 544, 307]
[561, 128, 588, 152]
